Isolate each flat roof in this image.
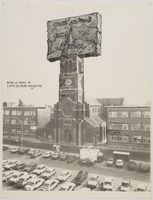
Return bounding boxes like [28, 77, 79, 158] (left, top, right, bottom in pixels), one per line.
[113, 151, 130, 155]
[105, 105, 150, 108]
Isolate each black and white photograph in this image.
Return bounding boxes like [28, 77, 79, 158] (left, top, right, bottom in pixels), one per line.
[1, 0, 152, 198]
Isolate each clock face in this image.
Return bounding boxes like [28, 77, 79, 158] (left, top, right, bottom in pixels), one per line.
[65, 78, 72, 86]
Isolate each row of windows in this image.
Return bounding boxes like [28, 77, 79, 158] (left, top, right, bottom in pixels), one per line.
[4, 119, 36, 125]
[109, 135, 150, 144]
[4, 110, 37, 116]
[108, 111, 150, 118]
[108, 123, 150, 131]
[91, 107, 101, 114]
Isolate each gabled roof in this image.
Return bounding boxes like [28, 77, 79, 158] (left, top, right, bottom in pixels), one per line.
[97, 98, 124, 106]
[85, 115, 106, 127]
[85, 98, 101, 106]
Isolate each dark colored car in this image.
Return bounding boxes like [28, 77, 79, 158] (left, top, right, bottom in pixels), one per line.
[23, 162, 38, 173]
[3, 145, 9, 151]
[60, 153, 68, 161]
[67, 155, 75, 163]
[73, 171, 88, 186]
[18, 148, 29, 154]
[13, 162, 26, 171]
[127, 161, 136, 171]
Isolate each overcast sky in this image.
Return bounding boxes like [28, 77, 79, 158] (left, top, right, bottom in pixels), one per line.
[2, 1, 152, 106]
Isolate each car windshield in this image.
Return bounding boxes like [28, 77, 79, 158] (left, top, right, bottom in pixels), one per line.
[90, 177, 96, 181]
[28, 182, 34, 186]
[12, 175, 18, 178]
[19, 178, 24, 182]
[105, 181, 111, 185]
[43, 183, 49, 187]
[37, 167, 42, 170]
[60, 172, 66, 176]
[122, 182, 129, 187]
[59, 188, 66, 191]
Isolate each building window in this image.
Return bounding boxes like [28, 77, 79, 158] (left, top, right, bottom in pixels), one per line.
[120, 124, 129, 130]
[132, 136, 143, 143]
[131, 124, 141, 130]
[109, 135, 129, 143]
[108, 111, 118, 118]
[11, 110, 17, 115]
[30, 120, 36, 125]
[143, 137, 150, 144]
[4, 119, 9, 124]
[11, 119, 16, 125]
[142, 111, 150, 118]
[4, 110, 10, 115]
[108, 124, 114, 130]
[108, 123, 128, 130]
[64, 119, 71, 125]
[130, 111, 141, 118]
[24, 119, 29, 125]
[16, 110, 22, 115]
[24, 111, 31, 116]
[32, 110, 36, 116]
[142, 124, 150, 131]
[118, 111, 128, 118]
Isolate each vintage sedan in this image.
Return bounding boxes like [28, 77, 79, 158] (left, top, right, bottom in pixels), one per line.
[120, 179, 131, 192]
[39, 179, 59, 191]
[87, 174, 99, 189]
[16, 174, 37, 188]
[23, 162, 38, 173]
[8, 172, 28, 184]
[58, 182, 76, 191]
[57, 170, 72, 182]
[32, 164, 47, 176]
[39, 167, 56, 180]
[102, 177, 114, 191]
[24, 178, 44, 191]
[4, 160, 19, 170]
[42, 151, 53, 158]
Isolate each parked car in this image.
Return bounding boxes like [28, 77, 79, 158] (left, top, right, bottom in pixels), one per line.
[3, 145, 9, 151]
[42, 151, 53, 158]
[106, 158, 114, 167]
[51, 152, 61, 160]
[102, 177, 114, 191]
[136, 163, 150, 173]
[3, 170, 17, 182]
[39, 179, 59, 191]
[32, 164, 47, 176]
[87, 174, 99, 189]
[10, 147, 20, 153]
[16, 174, 37, 188]
[4, 160, 19, 170]
[8, 171, 28, 184]
[3, 159, 11, 167]
[120, 179, 131, 192]
[127, 161, 136, 171]
[67, 155, 75, 163]
[80, 187, 91, 191]
[135, 184, 147, 192]
[57, 170, 72, 182]
[58, 182, 76, 191]
[73, 171, 88, 186]
[18, 147, 29, 154]
[31, 150, 42, 158]
[39, 167, 56, 180]
[13, 161, 26, 171]
[23, 162, 38, 173]
[27, 149, 37, 155]
[60, 153, 68, 161]
[116, 159, 124, 168]
[24, 178, 44, 191]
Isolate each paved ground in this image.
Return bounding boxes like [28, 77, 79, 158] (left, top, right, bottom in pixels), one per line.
[3, 145, 150, 192]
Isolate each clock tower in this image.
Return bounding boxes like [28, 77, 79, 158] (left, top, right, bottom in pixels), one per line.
[53, 55, 86, 145]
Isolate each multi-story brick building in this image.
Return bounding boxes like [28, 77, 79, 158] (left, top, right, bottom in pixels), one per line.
[106, 105, 151, 148]
[3, 101, 51, 139]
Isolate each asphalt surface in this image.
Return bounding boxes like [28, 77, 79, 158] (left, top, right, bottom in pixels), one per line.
[3, 146, 151, 192]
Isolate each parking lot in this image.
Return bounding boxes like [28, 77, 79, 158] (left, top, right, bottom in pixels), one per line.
[3, 145, 150, 192]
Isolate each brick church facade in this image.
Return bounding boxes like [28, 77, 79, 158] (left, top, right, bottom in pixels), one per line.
[52, 55, 106, 146]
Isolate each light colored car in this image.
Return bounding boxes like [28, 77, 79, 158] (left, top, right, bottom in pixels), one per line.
[32, 164, 47, 175]
[3, 170, 17, 182]
[135, 183, 147, 192]
[80, 187, 91, 191]
[87, 174, 99, 189]
[25, 178, 44, 191]
[116, 159, 124, 168]
[42, 151, 53, 158]
[57, 170, 72, 182]
[4, 160, 19, 170]
[40, 167, 56, 180]
[8, 171, 28, 184]
[39, 179, 59, 191]
[120, 179, 131, 192]
[27, 149, 37, 155]
[16, 174, 37, 188]
[58, 182, 76, 191]
[102, 177, 114, 191]
[10, 147, 20, 153]
[106, 158, 114, 166]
